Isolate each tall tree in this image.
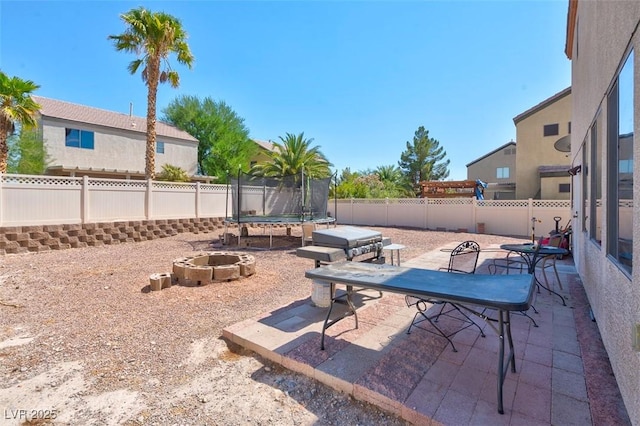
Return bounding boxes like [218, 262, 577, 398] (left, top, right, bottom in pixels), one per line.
[7, 128, 50, 174]
[398, 126, 450, 195]
[0, 71, 40, 174]
[163, 95, 254, 182]
[109, 7, 194, 179]
[251, 132, 332, 178]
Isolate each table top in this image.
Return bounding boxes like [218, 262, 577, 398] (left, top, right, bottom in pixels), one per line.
[296, 246, 347, 263]
[383, 243, 406, 250]
[305, 262, 535, 312]
[500, 243, 568, 256]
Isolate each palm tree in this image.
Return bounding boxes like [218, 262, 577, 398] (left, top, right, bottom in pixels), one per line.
[0, 71, 41, 174]
[251, 132, 332, 178]
[109, 7, 194, 179]
[374, 165, 413, 197]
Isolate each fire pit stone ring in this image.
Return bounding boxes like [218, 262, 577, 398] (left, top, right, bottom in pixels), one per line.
[149, 252, 256, 290]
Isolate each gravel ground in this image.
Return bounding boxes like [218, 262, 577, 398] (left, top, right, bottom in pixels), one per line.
[0, 225, 527, 425]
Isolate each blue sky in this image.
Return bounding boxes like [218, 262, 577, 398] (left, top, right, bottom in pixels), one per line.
[0, 0, 571, 181]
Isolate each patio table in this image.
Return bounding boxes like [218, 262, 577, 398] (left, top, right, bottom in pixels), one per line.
[499, 243, 568, 306]
[305, 261, 535, 414]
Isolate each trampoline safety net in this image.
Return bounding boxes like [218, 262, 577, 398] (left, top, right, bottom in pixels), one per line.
[228, 171, 333, 223]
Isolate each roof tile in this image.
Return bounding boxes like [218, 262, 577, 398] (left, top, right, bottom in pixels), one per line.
[33, 96, 198, 143]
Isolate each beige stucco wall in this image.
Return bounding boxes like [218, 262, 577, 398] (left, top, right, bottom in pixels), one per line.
[540, 176, 571, 200]
[42, 118, 198, 176]
[570, 1, 640, 424]
[466, 143, 516, 199]
[515, 93, 572, 199]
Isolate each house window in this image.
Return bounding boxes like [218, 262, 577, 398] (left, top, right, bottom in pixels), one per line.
[496, 167, 509, 179]
[156, 141, 165, 154]
[582, 132, 590, 233]
[543, 123, 559, 137]
[65, 128, 94, 149]
[559, 183, 570, 193]
[590, 118, 602, 245]
[606, 49, 633, 274]
[619, 159, 633, 173]
[568, 121, 572, 134]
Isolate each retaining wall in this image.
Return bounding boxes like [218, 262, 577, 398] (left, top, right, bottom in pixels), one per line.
[0, 218, 226, 255]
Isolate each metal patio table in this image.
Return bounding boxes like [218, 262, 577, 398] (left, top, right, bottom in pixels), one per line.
[499, 243, 569, 306]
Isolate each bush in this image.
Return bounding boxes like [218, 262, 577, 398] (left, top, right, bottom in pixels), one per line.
[156, 164, 190, 182]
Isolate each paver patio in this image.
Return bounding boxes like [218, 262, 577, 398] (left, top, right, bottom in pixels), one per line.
[223, 243, 631, 425]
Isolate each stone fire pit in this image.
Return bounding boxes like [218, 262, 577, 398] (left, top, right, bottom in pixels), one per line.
[149, 251, 256, 291]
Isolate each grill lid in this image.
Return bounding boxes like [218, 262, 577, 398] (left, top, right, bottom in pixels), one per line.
[312, 226, 382, 249]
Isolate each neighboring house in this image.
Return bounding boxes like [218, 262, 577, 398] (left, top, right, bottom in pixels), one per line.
[567, 1, 639, 422]
[513, 87, 572, 199]
[33, 96, 200, 180]
[466, 140, 517, 199]
[250, 139, 275, 167]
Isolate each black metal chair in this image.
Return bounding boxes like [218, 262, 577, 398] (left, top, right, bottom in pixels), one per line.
[405, 241, 486, 352]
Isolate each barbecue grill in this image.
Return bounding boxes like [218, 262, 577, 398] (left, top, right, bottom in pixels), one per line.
[311, 226, 387, 262]
[296, 226, 389, 323]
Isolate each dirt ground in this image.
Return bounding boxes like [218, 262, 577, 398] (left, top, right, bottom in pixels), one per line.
[0, 225, 528, 425]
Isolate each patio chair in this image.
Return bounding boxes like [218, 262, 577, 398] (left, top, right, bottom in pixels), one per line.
[405, 240, 485, 352]
[539, 233, 564, 292]
[488, 250, 527, 275]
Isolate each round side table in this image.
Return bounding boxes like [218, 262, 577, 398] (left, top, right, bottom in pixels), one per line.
[383, 243, 406, 266]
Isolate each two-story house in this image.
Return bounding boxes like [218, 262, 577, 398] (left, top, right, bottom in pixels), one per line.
[466, 88, 572, 200]
[33, 96, 200, 180]
[466, 140, 517, 199]
[513, 87, 572, 199]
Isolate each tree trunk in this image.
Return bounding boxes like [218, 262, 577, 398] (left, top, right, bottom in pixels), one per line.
[0, 117, 9, 174]
[145, 57, 161, 180]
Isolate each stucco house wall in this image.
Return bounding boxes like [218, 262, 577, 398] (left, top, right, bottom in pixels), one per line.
[540, 175, 570, 200]
[514, 89, 572, 199]
[466, 141, 516, 199]
[568, 1, 640, 423]
[34, 96, 199, 178]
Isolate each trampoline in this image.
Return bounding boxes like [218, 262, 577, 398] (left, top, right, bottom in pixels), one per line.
[224, 170, 336, 248]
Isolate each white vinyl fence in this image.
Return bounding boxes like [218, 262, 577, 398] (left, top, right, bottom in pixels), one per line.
[329, 198, 572, 238]
[0, 175, 231, 226]
[1, 175, 571, 238]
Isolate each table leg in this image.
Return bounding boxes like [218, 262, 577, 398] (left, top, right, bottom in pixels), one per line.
[497, 311, 505, 414]
[320, 284, 358, 351]
[453, 305, 518, 414]
[496, 310, 517, 415]
[320, 283, 335, 351]
[525, 254, 566, 306]
[505, 311, 516, 373]
[531, 258, 566, 306]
